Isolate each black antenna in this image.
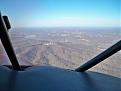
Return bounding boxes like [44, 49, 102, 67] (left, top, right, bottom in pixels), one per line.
[76, 40, 121, 72]
[0, 12, 21, 70]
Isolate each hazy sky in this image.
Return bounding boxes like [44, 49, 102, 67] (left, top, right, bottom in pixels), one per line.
[0, 0, 120, 28]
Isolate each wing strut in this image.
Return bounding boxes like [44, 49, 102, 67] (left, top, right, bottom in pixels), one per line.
[76, 40, 121, 72]
[0, 12, 21, 70]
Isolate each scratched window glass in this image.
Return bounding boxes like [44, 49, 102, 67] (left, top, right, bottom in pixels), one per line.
[0, 0, 121, 78]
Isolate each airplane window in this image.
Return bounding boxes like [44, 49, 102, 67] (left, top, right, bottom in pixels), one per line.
[0, 0, 121, 78]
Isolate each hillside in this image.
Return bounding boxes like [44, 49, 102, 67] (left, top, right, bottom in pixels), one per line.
[0, 28, 121, 78]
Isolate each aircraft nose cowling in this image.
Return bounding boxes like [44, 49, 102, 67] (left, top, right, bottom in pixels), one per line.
[0, 66, 121, 91]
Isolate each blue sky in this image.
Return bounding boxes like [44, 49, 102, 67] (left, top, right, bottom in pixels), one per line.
[0, 0, 120, 28]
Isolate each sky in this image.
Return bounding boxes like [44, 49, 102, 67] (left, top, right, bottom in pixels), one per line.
[0, 0, 120, 28]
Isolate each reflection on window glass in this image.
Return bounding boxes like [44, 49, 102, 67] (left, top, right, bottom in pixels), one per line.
[0, 0, 121, 78]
